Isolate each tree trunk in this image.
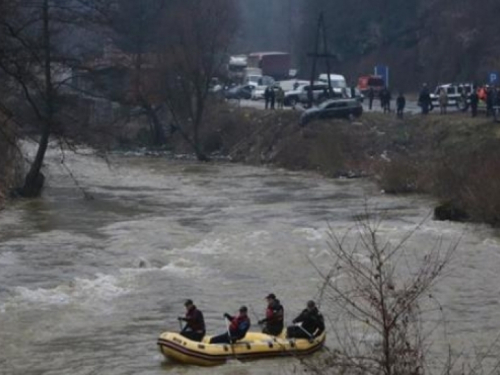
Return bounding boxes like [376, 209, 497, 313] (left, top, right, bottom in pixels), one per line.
[140, 97, 166, 146]
[20, 0, 52, 198]
[192, 94, 209, 162]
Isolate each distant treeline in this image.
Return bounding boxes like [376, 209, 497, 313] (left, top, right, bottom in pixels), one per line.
[238, 0, 500, 89]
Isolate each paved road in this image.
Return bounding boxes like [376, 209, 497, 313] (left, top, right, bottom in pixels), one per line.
[236, 98, 427, 115]
[237, 97, 472, 117]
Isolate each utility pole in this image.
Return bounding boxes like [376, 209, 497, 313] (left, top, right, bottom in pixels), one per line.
[306, 12, 337, 107]
[288, 0, 293, 58]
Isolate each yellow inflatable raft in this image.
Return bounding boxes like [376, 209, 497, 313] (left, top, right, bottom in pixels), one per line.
[157, 331, 326, 366]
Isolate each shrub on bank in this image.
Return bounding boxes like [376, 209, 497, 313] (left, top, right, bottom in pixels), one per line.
[371, 115, 500, 226]
[430, 149, 500, 225]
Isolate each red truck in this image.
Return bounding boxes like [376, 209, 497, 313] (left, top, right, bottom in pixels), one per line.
[247, 52, 291, 80]
[357, 75, 385, 93]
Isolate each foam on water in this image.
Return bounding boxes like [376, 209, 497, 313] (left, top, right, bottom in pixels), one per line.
[0, 251, 18, 265]
[293, 227, 326, 241]
[180, 237, 228, 255]
[2, 273, 129, 313]
[160, 258, 206, 277]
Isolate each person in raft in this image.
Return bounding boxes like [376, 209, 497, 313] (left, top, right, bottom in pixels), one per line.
[258, 293, 284, 336]
[178, 299, 206, 342]
[210, 306, 251, 344]
[287, 300, 325, 339]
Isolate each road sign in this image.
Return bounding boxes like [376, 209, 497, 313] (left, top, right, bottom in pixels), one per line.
[489, 72, 499, 85]
[374, 65, 389, 87]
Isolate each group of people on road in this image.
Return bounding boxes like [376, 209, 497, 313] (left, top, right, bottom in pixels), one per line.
[418, 83, 500, 118]
[367, 87, 406, 119]
[177, 294, 325, 344]
[264, 86, 285, 110]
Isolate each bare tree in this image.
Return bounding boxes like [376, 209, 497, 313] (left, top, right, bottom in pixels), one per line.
[0, 0, 56, 196]
[0, 0, 97, 197]
[306, 212, 457, 375]
[157, 0, 239, 161]
[93, 0, 168, 146]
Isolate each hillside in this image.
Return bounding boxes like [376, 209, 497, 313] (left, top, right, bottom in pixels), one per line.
[299, 0, 500, 89]
[237, 0, 500, 90]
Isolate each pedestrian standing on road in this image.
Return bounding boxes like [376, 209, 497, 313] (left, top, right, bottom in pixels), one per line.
[439, 88, 448, 115]
[264, 86, 272, 110]
[350, 86, 356, 99]
[276, 87, 285, 109]
[460, 87, 468, 111]
[419, 84, 431, 115]
[470, 90, 479, 118]
[379, 87, 386, 110]
[270, 86, 276, 110]
[486, 86, 494, 117]
[368, 87, 375, 110]
[380, 88, 391, 113]
[385, 88, 392, 113]
[396, 92, 406, 119]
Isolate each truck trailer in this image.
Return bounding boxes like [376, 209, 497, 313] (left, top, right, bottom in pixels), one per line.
[247, 52, 291, 80]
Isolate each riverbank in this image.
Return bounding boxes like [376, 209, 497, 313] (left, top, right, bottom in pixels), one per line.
[182, 106, 500, 226]
[55, 102, 500, 226]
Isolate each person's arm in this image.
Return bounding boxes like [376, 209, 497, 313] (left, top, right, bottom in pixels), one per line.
[275, 306, 284, 321]
[258, 307, 273, 324]
[315, 315, 325, 337]
[292, 311, 306, 324]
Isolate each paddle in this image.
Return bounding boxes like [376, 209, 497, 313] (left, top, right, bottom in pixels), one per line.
[177, 316, 183, 331]
[294, 323, 315, 343]
[249, 305, 262, 325]
[225, 316, 238, 360]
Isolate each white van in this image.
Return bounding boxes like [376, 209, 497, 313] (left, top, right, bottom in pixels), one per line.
[318, 74, 347, 90]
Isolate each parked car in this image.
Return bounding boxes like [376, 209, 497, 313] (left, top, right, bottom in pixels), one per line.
[299, 98, 363, 126]
[284, 83, 331, 107]
[251, 85, 267, 100]
[224, 85, 254, 100]
[245, 75, 275, 90]
[429, 83, 475, 111]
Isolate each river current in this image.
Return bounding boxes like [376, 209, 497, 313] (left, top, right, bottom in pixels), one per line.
[1, 148, 500, 375]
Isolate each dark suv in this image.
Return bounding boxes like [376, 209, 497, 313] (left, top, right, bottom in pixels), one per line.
[299, 98, 363, 126]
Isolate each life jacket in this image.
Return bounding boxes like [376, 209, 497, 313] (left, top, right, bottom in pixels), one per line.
[266, 299, 284, 324]
[185, 306, 205, 333]
[229, 314, 250, 340]
[230, 314, 250, 336]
